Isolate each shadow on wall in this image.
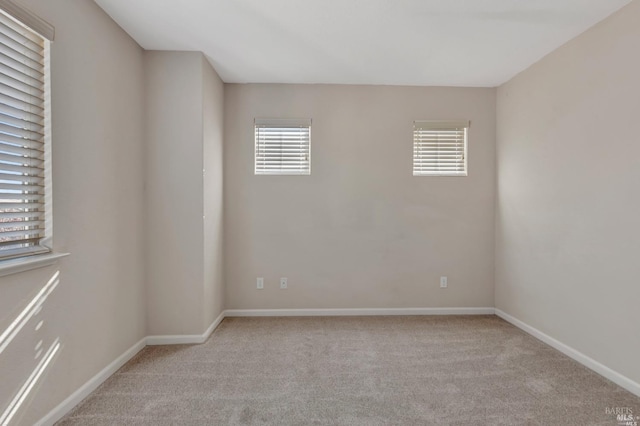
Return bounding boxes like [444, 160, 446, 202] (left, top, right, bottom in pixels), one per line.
[0, 270, 61, 425]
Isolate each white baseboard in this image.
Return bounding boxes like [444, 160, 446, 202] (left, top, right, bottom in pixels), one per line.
[44, 307, 640, 426]
[146, 311, 225, 345]
[495, 309, 640, 398]
[34, 307, 491, 424]
[225, 307, 495, 317]
[35, 312, 226, 425]
[34, 337, 146, 426]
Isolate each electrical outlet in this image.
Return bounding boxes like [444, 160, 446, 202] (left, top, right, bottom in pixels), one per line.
[280, 277, 288, 289]
[440, 276, 448, 288]
[257, 277, 264, 289]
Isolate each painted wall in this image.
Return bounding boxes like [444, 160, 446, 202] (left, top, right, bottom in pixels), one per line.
[145, 51, 225, 335]
[3, 0, 636, 422]
[224, 84, 496, 309]
[495, 0, 640, 385]
[202, 57, 225, 329]
[144, 51, 205, 335]
[0, 0, 146, 424]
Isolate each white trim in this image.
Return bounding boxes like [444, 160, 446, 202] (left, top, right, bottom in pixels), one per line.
[34, 337, 146, 426]
[225, 307, 495, 317]
[146, 311, 225, 345]
[33, 306, 640, 426]
[495, 309, 640, 398]
[0, 252, 69, 278]
[254, 118, 311, 127]
[35, 312, 226, 424]
[1, 339, 59, 425]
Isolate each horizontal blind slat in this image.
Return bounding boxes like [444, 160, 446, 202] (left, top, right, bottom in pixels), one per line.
[0, 141, 42, 157]
[0, 60, 44, 92]
[0, 39, 43, 72]
[0, 218, 42, 230]
[0, 110, 43, 133]
[0, 80, 44, 107]
[0, 210, 42, 219]
[414, 161, 464, 165]
[256, 159, 310, 163]
[256, 138, 310, 142]
[0, 182, 41, 191]
[0, 133, 44, 150]
[0, 228, 43, 239]
[0, 71, 45, 99]
[0, 9, 48, 44]
[0, 19, 44, 54]
[0, 238, 40, 249]
[0, 192, 42, 201]
[0, 201, 42, 209]
[0, 171, 42, 183]
[0, 100, 43, 124]
[0, 23, 44, 61]
[0, 91, 44, 114]
[0, 161, 42, 174]
[0, 120, 43, 139]
[0, 149, 42, 163]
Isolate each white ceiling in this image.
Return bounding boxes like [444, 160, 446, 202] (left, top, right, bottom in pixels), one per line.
[94, 0, 630, 87]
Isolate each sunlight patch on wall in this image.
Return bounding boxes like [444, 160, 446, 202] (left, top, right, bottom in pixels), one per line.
[0, 270, 61, 425]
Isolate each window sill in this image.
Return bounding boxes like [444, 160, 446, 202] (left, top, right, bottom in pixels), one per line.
[0, 252, 70, 278]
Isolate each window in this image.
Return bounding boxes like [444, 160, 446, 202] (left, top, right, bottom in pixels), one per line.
[413, 121, 469, 176]
[255, 118, 311, 175]
[0, 3, 54, 261]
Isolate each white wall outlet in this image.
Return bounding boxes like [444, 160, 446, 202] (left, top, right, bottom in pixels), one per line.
[280, 277, 288, 289]
[257, 277, 264, 289]
[440, 276, 448, 288]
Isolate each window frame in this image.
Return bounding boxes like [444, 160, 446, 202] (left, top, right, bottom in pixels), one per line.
[0, 2, 54, 262]
[254, 118, 311, 176]
[412, 120, 469, 177]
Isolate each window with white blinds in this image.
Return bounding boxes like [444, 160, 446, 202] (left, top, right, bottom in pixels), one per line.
[0, 5, 53, 260]
[255, 118, 311, 175]
[413, 121, 469, 176]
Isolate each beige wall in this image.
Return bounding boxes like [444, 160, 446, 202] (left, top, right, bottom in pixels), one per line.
[224, 84, 496, 309]
[145, 51, 225, 335]
[4, 0, 638, 422]
[202, 58, 225, 329]
[495, 0, 640, 385]
[0, 8, 226, 422]
[144, 51, 205, 335]
[0, 0, 146, 424]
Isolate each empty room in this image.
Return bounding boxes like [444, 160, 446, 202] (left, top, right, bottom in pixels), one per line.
[0, 0, 639, 424]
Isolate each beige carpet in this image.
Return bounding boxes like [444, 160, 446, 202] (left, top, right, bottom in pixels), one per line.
[58, 316, 639, 425]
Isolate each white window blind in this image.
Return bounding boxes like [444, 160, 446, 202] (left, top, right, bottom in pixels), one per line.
[255, 118, 311, 175]
[0, 8, 51, 260]
[413, 120, 469, 176]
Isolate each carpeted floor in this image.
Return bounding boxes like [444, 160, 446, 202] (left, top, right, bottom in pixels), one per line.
[58, 316, 639, 425]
